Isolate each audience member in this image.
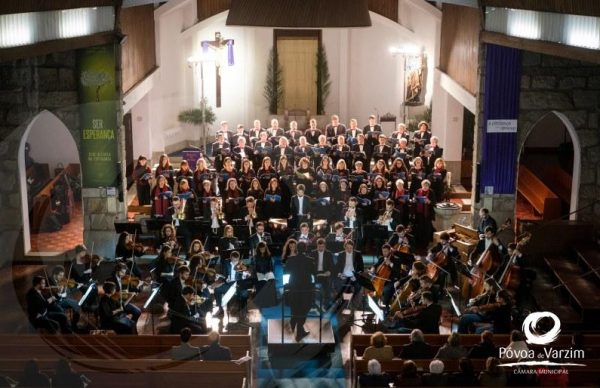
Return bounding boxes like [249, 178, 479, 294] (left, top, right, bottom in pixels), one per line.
[396, 360, 422, 387]
[434, 332, 467, 360]
[501, 330, 528, 361]
[19, 359, 50, 387]
[478, 357, 507, 386]
[358, 359, 392, 387]
[362, 331, 394, 361]
[52, 359, 86, 388]
[422, 359, 448, 386]
[468, 330, 498, 359]
[200, 331, 232, 360]
[448, 357, 478, 386]
[171, 327, 201, 361]
[398, 329, 436, 359]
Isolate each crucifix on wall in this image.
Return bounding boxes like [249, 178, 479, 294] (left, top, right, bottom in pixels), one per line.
[201, 32, 235, 108]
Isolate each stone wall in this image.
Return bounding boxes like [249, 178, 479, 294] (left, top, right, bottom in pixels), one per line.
[519, 52, 600, 223]
[0, 52, 81, 263]
[474, 48, 600, 225]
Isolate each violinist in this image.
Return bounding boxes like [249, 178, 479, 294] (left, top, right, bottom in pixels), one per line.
[98, 281, 135, 334]
[187, 239, 205, 261]
[310, 238, 334, 306]
[388, 261, 427, 313]
[166, 265, 191, 306]
[252, 242, 278, 308]
[115, 231, 144, 278]
[169, 286, 207, 334]
[26, 275, 71, 334]
[458, 290, 512, 334]
[159, 223, 180, 253]
[466, 278, 498, 309]
[152, 244, 176, 285]
[213, 251, 251, 319]
[131, 155, 152, 205]
[391, 291, 441, 334]
[426, 231, 460, 286]
[370, 244, 402, 309]
[48, 266, 81, 329]
[70, 245, 94, 285]
[107, 263, 141, 323]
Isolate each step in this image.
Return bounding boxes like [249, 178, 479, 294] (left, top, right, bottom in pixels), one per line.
[449, 184, 471, 199]
[575, 244, 600, 282]
[531, 271, 582, 325]
[544, 257, 600, 311]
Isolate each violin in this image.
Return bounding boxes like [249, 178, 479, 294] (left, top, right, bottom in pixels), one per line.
[58, 278, 81, 289]
[234, 262, 248, 272]
[395, 304, 427, 319]
[197, 265, 217, 277]
[166, 255, 186, 267]
[467, 301, 501, 313]
[111, 291, 137, 305]
[190, 295, 206, 305]
[126, 241, 145, 254]
[122, 275, 143, 288]
[82, 254, 102, 265]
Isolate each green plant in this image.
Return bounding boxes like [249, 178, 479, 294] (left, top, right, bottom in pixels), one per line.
[316, 45, 331, 115]
[178, 98, 216, 152]
[264, 48, 284, 114]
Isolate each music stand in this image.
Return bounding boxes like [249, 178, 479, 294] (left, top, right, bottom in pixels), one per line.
[114, 222, 142, 235]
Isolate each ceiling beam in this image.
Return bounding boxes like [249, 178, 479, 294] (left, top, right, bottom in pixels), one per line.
[481, 31, 600, 65]
[481, 0, 600, 17]
[0, 0, 117, 15]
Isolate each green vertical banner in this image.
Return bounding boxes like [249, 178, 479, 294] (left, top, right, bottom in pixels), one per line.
[77, 44, 118, 188]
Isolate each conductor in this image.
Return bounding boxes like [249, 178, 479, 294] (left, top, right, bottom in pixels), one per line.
[285, 242, 315, 341]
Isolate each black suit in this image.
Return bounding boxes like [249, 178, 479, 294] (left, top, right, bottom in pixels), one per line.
[211, 141, 231, 157]
[326, 124, 346, 142]
[477, 215, 498, 235]
[399, 340, 437, 359]
[373, 255, 402, 306]
[26, 288, 70, 334]
[363, 124, 382, 149]
[372, 144, 392, 164]
[249, 232, 272, 253]
[272, 146, 294, 164]
[285, 253, 315, 333]
[290, 195, 312, 228]
[199, 342, 232, 360]
[398, 303, 442, 334]
[305, 128, 322, 145]
[169, 294, 206, 334]
[429, 242, 462, 285]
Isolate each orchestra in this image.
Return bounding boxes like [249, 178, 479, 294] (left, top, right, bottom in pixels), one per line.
[25, 115, 529, 343]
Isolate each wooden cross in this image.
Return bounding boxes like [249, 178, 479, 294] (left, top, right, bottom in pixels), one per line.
[202, 32, 234, 108]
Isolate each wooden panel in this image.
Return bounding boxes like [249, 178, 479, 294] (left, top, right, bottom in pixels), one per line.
[481, 31, 600, 65]
[368, 0, 398, 22]
[0, 32, 114, 62]
[482, 0, 600, 18]
[198, 0, 231, 22]
[120, 4, 156, 93]
[440, 3, 480, 95]
[0, 0, 114, 15]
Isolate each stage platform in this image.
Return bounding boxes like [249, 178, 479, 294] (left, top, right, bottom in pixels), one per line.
[267, 318, 336, 359]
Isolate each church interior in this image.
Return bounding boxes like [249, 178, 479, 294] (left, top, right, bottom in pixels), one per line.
[0, 0, 599, 387]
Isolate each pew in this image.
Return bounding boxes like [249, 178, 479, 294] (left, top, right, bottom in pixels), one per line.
[0, 333, 251, 360]
[30, 163, 80, 232]
[0, 358, 249, 388]
[354, 358, 600, 387]
[517, 165, 561, 221]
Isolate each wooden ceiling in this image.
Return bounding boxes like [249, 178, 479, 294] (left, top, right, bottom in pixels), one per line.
[0, 0, 117, 15]
[226, 0, 372, 27]
[481, 0, 600, 17]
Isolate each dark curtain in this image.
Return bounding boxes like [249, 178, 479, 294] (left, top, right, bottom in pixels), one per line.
[480, 44, 522, 194]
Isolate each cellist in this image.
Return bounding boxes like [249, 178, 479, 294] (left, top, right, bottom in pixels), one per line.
[426, 232, 460, 287]
[469, 226, 505, 279]
[369, 244, 402, 309]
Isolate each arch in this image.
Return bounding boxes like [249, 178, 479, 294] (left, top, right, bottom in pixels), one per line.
[18, 110, 81, 255]
[517, 110, 581, 220]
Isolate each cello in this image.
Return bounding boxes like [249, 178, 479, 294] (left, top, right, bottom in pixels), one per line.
[371, 258, 393, 298]
[499, 233, 531, 295]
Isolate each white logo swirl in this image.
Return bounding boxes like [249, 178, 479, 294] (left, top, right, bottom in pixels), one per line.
[522, 311, 561, 345]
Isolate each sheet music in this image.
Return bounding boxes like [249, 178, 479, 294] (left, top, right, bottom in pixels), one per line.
[256, 272, 275, 281]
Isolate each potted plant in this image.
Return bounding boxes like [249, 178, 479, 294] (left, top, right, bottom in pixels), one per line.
[316, 45, 331, 116]
[264, 48, 284, 115]
[178, 98, 216, 153]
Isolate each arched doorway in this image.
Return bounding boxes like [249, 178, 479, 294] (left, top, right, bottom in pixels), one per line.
[18, 110, 83, 255]
[516, 111, 581, 224]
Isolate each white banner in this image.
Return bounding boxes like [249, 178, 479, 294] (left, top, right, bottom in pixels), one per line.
[487, 119, 517, 133]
